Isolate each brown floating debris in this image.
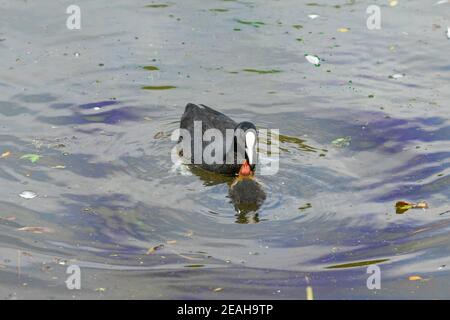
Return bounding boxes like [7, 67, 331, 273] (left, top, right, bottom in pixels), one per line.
[395, 201, 429, 214]
[0, 216, 16, 221]
[154, 131, 166, 139]
[1, 151, 11, 159]
[146, 244, 165, 255]
[17, 226, 54, 234]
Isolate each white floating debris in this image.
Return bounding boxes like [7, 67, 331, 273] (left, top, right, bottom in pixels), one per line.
[434, 0, 449, 5]
[389, 73, 405, 79]
[19, 191, 37, 199]
[94, 107, 101, 111]
[305, 54, 321, 67]
[308, 14, 319, 20]
[447, 27, 450, 39]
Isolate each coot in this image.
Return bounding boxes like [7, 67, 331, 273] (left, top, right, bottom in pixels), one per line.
[229, 160, 266, 213]
[178, 103, 257, 176]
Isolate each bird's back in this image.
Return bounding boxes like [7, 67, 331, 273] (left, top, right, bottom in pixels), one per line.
[178, 104, 241, 174]
[180, 103, 237, 134]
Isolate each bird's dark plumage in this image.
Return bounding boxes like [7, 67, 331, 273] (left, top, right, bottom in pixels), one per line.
[178, 103, 256, 175]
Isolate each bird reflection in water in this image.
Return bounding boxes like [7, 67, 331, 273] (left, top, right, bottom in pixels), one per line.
[188, 162, 266, 224]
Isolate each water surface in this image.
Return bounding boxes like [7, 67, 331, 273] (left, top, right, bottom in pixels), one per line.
[1, 0, 450, 299]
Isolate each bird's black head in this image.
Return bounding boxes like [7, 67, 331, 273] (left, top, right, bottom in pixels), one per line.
[235, 121, 256, 131]
[234, 121, 257, 174]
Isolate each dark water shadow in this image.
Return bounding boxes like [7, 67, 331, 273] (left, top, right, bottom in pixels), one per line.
[0, 101, 33, 116]
[37, 106, 144, 125]
[38, 100, 146, 125]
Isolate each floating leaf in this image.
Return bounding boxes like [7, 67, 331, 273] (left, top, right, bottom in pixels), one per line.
[408, 275, 423, 281]
[332, 136, 351, 148]
[299, 203, 312, 211]
[17, 226, 54, 234]
[305, 54, 321, 67]
[395, 201, 413, 214]
[166, 240, 177, 245]
[213, 287, 223, 292]
[145, 4, 170, 8]
[326, 258, 389, 269]
[142, 85, 176, 90]
[143, 65, 159, 71]
[184, 264, 204, 268]
[234, 19, 265, 28]
[95, 287, 106, 292]
[279, 134, 319, 153]
[242, 69, 281, 74]
[292, 24, 303, 29]
[210, 8, 229, 12]
[1, 151, 11, 159]
[395, 201, 429, 214]
[20, 154, 41, 163]
[389, 73, 405, 79]
[19, 191, 37, 199]
[51, 165, 66, 169]
[337, 27, 350, 32]
[146, 244, 164, 254]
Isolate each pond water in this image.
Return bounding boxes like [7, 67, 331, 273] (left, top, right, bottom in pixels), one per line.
[0, 0, 450, 299]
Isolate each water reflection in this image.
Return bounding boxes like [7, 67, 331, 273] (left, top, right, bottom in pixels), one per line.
[182, 164, 266, 223]
[229, 178, 266, 217]
[188, 165, 234, 187]
[2, 0, 450, 299]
